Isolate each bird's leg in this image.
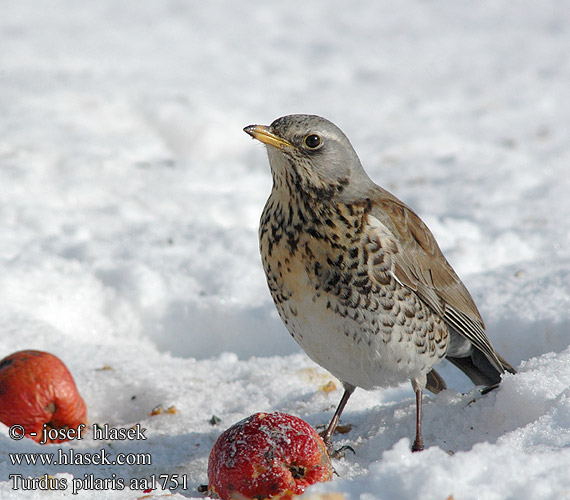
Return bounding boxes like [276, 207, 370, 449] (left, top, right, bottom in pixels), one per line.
[411, 388, 424, 452]
[320, 383, 355, 458]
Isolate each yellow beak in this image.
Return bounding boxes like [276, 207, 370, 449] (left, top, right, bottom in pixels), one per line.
[243, 125, 293, 150]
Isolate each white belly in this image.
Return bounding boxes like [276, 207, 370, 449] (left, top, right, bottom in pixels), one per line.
[271, 253, 442, 390]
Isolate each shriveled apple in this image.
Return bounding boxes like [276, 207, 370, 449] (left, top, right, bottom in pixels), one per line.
[0, 350, 87, 443]
[208, 412, 332, 500]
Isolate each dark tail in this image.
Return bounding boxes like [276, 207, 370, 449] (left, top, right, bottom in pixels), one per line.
[447, 350, 516, 391]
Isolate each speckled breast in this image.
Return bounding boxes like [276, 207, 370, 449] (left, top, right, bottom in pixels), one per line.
[259, 193, 449, 390]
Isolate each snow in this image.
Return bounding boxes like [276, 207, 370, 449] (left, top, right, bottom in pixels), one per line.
[1, 0, 569, 498]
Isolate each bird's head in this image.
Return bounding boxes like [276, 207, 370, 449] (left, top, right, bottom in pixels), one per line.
[244, 114, 372, 201]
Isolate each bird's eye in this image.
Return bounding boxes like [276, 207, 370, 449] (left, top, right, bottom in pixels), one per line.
[304, 134, 322, 149]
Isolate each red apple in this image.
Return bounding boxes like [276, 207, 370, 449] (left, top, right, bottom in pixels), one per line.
[0, 350, 87, 443]
[208, 412, 333, 500]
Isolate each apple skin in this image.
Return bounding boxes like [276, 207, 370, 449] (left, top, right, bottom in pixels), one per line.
[208, 412, 333, 500]
[0, 350, 87, 443]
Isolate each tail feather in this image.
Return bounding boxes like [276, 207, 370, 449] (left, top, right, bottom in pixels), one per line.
[447, 348, 516, 391]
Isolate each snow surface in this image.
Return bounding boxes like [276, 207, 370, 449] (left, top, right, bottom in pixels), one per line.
[1, 0, 570, 498]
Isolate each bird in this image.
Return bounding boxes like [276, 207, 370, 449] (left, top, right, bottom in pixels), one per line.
[244, 114, 516, 454]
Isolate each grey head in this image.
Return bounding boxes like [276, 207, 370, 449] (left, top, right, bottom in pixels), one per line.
[244, 114, 375, 201]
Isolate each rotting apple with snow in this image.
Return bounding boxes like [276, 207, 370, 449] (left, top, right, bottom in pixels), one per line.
[0, 350, 87, 443]
[208, 411, 333, 500]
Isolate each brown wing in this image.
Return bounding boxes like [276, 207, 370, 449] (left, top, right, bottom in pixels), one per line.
[368, 187, 504, 373]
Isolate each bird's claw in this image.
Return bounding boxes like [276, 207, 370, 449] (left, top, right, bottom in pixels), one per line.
[331, 444, 355, 458]
[322, 435, 355, 458]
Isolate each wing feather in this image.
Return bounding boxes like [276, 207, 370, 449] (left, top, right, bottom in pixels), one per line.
[367, 188, 504, 373]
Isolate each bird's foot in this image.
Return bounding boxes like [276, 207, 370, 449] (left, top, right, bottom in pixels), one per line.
[329, 444, 355, 459]
[411, 437, 424, 452]
[325, 441, 355, 459]
[320, 431, 355, 459]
